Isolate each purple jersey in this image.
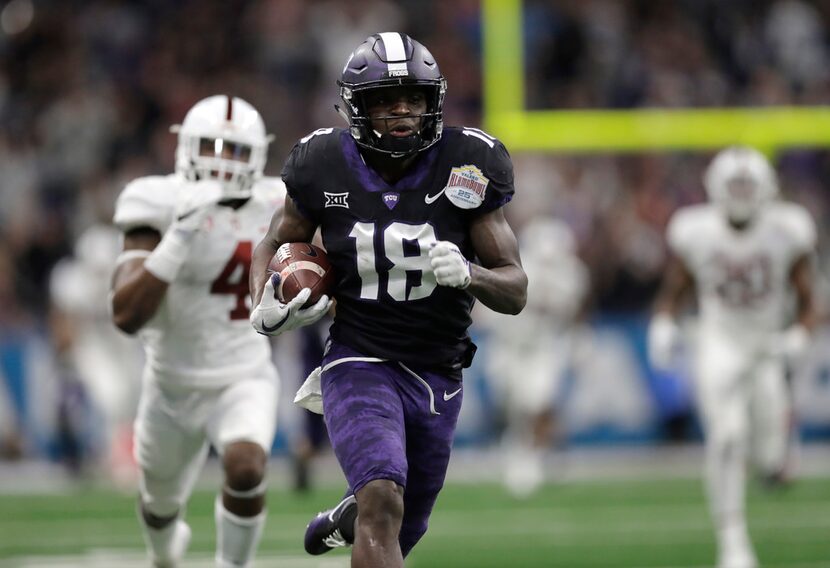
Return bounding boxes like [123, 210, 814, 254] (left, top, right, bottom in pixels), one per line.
[282, 127, 514, 374]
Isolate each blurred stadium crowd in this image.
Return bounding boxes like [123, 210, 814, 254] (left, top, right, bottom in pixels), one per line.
[2, 0, 830, 464]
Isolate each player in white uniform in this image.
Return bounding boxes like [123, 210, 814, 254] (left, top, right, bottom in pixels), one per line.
[110, 95, 284, 568]
[648, 147, 817, 568]
[50, 222, 143, 480]
[481, 217, 589, 497]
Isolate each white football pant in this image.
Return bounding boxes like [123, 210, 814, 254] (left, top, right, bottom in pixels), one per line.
[134, 371, 278, 517]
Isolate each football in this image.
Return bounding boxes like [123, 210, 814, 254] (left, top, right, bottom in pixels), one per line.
[268, 242, 335, 307]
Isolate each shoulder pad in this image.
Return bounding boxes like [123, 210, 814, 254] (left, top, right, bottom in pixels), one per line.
[454, 127, 512, 178]
[252, 176, 287, 203]
[448, 127, 514, 212]
[666, 204, 712, 257]
[281, 128, 344, 224]
[772, 201, 817, 252]
[113, 175, 178, 233]
[281, 128, 341, 191]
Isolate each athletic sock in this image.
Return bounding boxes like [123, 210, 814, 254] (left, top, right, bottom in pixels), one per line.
[214, 495, 266, 568]
[138, 511, 191, 567]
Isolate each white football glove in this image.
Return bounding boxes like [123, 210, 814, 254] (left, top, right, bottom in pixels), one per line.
[766, 324, 810, 363]
[144, 180, 223, 282]
[172, 179, 224, 234]
[429, 241, 471, 289]
[250, 273, 332, 337]
[647, 313, 681, 371]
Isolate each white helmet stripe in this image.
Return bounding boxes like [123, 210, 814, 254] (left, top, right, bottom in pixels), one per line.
[379, 32, 408, 76]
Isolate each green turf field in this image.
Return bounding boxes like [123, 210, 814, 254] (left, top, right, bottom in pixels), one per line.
[1, 477, 829, 567]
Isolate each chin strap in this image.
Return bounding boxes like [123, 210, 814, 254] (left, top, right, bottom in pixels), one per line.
[373, 131, 423, 158]
[334, 104, 351, 125]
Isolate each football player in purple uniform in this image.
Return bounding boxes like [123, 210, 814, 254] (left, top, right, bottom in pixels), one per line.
[250, 33, 527, 567]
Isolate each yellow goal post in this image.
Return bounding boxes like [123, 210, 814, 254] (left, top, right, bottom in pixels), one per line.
[481, 0, 830, 155]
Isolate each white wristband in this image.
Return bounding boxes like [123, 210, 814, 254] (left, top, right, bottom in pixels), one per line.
[116, 249, 151, 266]
[647, 312, 680, 370]
[460, 260, 471, 289]
[651, 312, 677, 333]
[782, 324, 810, 359]
[144, 231, 192, 283]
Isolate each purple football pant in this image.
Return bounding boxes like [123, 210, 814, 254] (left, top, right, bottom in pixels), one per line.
[321, 341, 463, 557]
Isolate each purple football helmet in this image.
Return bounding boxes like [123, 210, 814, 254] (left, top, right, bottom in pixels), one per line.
[337, 32, 447, 158]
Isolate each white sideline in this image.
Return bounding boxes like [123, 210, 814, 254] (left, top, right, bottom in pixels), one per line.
[2, 444, 830, 494]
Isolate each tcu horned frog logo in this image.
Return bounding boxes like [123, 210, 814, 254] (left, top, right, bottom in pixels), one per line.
[711, 252, 772, 308]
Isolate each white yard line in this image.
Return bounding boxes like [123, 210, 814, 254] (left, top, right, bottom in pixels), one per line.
[7, 551, 349, 568]
[10, 551, 829, 568]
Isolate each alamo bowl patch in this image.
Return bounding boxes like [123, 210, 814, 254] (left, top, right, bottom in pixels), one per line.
[445, 165, 488, 209]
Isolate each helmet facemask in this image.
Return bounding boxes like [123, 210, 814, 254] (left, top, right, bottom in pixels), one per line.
[177, 134, 267, 198]
[704, 146, 778, 226]
[340, 80, 446, 158]
[719, 174, 765, 224]
[337, 33, 447, 159]
[172, 95, 272, 199]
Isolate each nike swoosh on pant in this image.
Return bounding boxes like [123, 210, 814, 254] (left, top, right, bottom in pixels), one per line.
[443, 388, 462, 401]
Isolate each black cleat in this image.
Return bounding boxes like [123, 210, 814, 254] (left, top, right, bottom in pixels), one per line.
[304, 494, 357, 555]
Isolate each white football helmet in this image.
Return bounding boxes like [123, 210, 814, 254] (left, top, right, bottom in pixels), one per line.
[75, 224, 122, 275]
[519, 217, 576, 262]
[704, 146, 778, 224]
[171, 95, 273, 199]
